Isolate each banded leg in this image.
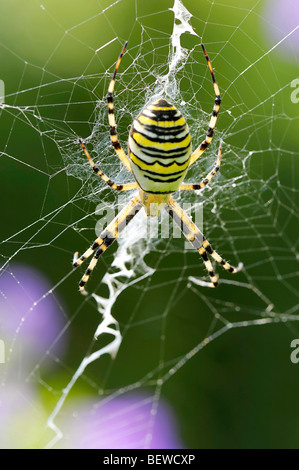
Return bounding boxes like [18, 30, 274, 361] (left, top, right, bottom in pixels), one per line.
[107, 41, 132, 173]
[179, 141, 222, 191]
[79, 139, 137, 191]
[73, 232, 106, 268]
[75, 195, 143, 295]
[165, 198, 242, 287]
[189, 43, 221, 167]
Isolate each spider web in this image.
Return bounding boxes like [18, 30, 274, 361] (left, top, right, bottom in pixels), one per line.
[0, 0, 299, 449]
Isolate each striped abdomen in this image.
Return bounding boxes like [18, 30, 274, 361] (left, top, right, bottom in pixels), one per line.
[128, 98, 192, 194]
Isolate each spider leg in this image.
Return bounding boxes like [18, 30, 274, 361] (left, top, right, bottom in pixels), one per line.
[79, 139, 137, 191]
[189, 43, 221, 167]
[107, 41, 132, 173]
[179, 141, 222, 191]
[165, 197, 242, 287]
[74, 194, 143, 295]
[73, 232, 106, 268]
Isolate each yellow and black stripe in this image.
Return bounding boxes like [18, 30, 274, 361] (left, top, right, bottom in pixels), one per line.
[165, 198, 241, 287]
[75, 195, 143, 295]
[179, 141, 222, 191]
[129, 98, 192, 194]
[106, 41, 132, 173]
[79, 139, 137, 191]
[189, 43, 221, 167]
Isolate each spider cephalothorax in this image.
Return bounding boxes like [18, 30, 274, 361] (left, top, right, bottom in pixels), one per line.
[73, 42, 242, 295]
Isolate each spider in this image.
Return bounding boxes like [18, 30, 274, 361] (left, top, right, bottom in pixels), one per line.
[73, 41, 242, 295]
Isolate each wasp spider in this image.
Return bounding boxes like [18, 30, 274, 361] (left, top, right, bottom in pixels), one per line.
[73, 42, 242, 295]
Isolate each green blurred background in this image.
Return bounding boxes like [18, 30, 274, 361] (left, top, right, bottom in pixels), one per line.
[0, 0, 299, 449]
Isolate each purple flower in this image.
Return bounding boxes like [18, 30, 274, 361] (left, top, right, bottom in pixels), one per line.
[68, 392, 184, 449]
[0, 263, 67, 374]
[262, 0, 299, 52]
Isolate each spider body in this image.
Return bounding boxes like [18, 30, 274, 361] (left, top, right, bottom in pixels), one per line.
[74, 42, 242, 295]
[129, 98, 191, 195]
